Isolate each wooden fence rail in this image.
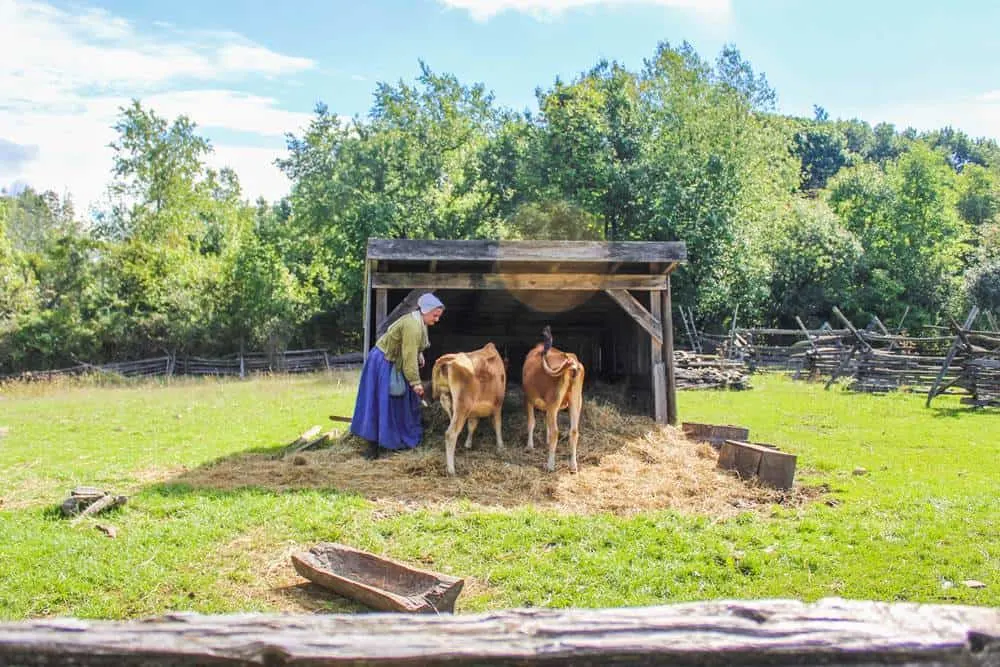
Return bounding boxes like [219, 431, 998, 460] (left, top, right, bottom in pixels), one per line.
[1, 350, 364, 382]
[0, 599, 997, 666]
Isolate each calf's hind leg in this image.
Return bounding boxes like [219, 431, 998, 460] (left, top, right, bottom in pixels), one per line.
[444, 410, 468, 476]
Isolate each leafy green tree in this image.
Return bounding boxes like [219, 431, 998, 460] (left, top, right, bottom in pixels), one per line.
[532, 60, 645, 240]
[278, 64, 506, 338]
[89, 102, 254, 359]
[225, 233, 312, 357]
[635, 42, 797, 322]
[869, 122, 907, 165]
[828, 144, 970, 323]
[506, 200, 602, 240]
[765, 199, 862, 324]
[955, 163, 1000, 227]
[0, 199, 36, 327]
[794, 124, 850, 191]
[967, 260, 1000, 313]
[3, 187, 77, 253]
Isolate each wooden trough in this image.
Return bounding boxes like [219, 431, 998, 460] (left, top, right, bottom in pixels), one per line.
[682, 422, 750, 449]
[291, 542, 464, 613]
[718, 440, 797, 491]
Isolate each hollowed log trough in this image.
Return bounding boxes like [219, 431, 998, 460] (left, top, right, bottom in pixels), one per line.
[292, 542, 464, 613]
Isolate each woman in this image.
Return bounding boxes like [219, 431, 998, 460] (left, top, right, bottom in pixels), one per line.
[350, 293, 445, 459]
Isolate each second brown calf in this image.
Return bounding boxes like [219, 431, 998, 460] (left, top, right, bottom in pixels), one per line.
[521, 326, 585, 472]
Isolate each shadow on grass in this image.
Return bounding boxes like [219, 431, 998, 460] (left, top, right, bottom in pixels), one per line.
[140, 385, 810, 520]
[928, 405, 1000, 419]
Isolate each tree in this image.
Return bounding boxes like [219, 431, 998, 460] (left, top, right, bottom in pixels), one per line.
[225, 233, 312, 357]
[635, 41, 797, 322]
[532, 60, 645, 240]
[506, 200, 602, 240]
[955, 163, 1000, 228]
[764, 199, 862, 324]
[794, 124, 850, 191]
[277, 64, 506, 339]
[0, 199, 36, 326]
[967, 260, 1000, 313]
[89, 101, 254, 358]
[828, 145, 970, 323]
[2, 187, 77, 253]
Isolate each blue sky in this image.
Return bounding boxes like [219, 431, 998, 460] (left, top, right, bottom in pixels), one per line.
[3, 0, 1000, 212]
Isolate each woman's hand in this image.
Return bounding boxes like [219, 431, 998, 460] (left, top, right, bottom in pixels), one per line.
[413, 384, 425, 398]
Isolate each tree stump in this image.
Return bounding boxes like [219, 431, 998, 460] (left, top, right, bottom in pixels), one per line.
[718, 440, 796, 490]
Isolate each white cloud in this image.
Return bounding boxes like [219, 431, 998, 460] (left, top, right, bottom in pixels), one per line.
[842, 94, 1000, 143]
[0, 0, 316, 210]
[143, 91, 314, 137]
[208, 145, 290, 203]
[437, 0, 731, 22]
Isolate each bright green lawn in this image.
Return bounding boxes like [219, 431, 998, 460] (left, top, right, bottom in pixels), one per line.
[0, 372, 996, 619]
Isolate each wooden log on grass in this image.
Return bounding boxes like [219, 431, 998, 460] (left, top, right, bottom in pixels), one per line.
[0, 599, 997, 665]
[718, 440, 797, 490]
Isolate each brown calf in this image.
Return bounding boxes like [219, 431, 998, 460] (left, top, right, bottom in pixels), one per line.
[521, 326, 585, 472]
[431, 342, 506, 475]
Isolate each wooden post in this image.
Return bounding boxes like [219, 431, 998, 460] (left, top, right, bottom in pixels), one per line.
[375, 289, 388, 335]
[795, 316, 818, 352]
[926, 306, 980, 407]
[650, 287, 667, 423]
[362, 259, 373, 361]
[726, 303, 739, 360]
[662, 276, 677, 425]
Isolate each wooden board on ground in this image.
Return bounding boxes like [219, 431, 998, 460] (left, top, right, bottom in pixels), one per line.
[682, 422, 750, 449]
[291, 542, 464, 614]
[718, 440, 796, 490]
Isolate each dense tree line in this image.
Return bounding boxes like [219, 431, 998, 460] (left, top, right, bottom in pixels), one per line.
[2, 42, 999, 373]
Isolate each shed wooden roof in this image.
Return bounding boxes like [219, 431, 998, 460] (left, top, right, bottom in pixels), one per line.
[367, 239, 687, 265]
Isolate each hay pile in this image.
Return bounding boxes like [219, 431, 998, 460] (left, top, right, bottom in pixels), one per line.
[176, 388, 815, 518]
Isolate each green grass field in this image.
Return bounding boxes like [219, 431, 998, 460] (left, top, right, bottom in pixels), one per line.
[0, 372, 996, 619]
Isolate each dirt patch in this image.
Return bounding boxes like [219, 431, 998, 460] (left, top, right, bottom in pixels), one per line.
[173, 392, 817, 518]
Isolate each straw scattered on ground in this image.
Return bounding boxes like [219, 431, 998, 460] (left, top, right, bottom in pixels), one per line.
[173, 388, 824, 518]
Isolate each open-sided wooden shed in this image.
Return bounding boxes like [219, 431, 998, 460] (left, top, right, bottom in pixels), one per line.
[363, 239, 687, 424]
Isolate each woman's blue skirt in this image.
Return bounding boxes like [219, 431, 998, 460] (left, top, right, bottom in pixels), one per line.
[350, 347, 422, 450]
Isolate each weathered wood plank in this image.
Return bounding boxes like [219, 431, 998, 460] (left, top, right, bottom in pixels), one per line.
[604, 289, 664, 345]
[662, 283, 677, 426]
[374, 273, 669, 291]
[0, 600, 996, 666]
[362, 260, 373, 360]
[375, 289, 388, 333]
[682, 422, 750, 448]
[649, 286, 666, 423]
[718, 440, 798, 490]
[367, 238, 687, 263]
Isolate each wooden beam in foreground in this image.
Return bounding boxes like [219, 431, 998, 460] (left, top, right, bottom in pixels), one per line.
[0, 600, 996, 665]
[373, 272, 668, 291]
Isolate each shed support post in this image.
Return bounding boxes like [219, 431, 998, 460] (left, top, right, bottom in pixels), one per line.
[375, 289, 388, 335]
[650, 289, 667, 423]
[662, 277, 677, 425]
[362, 260, 373, 361]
